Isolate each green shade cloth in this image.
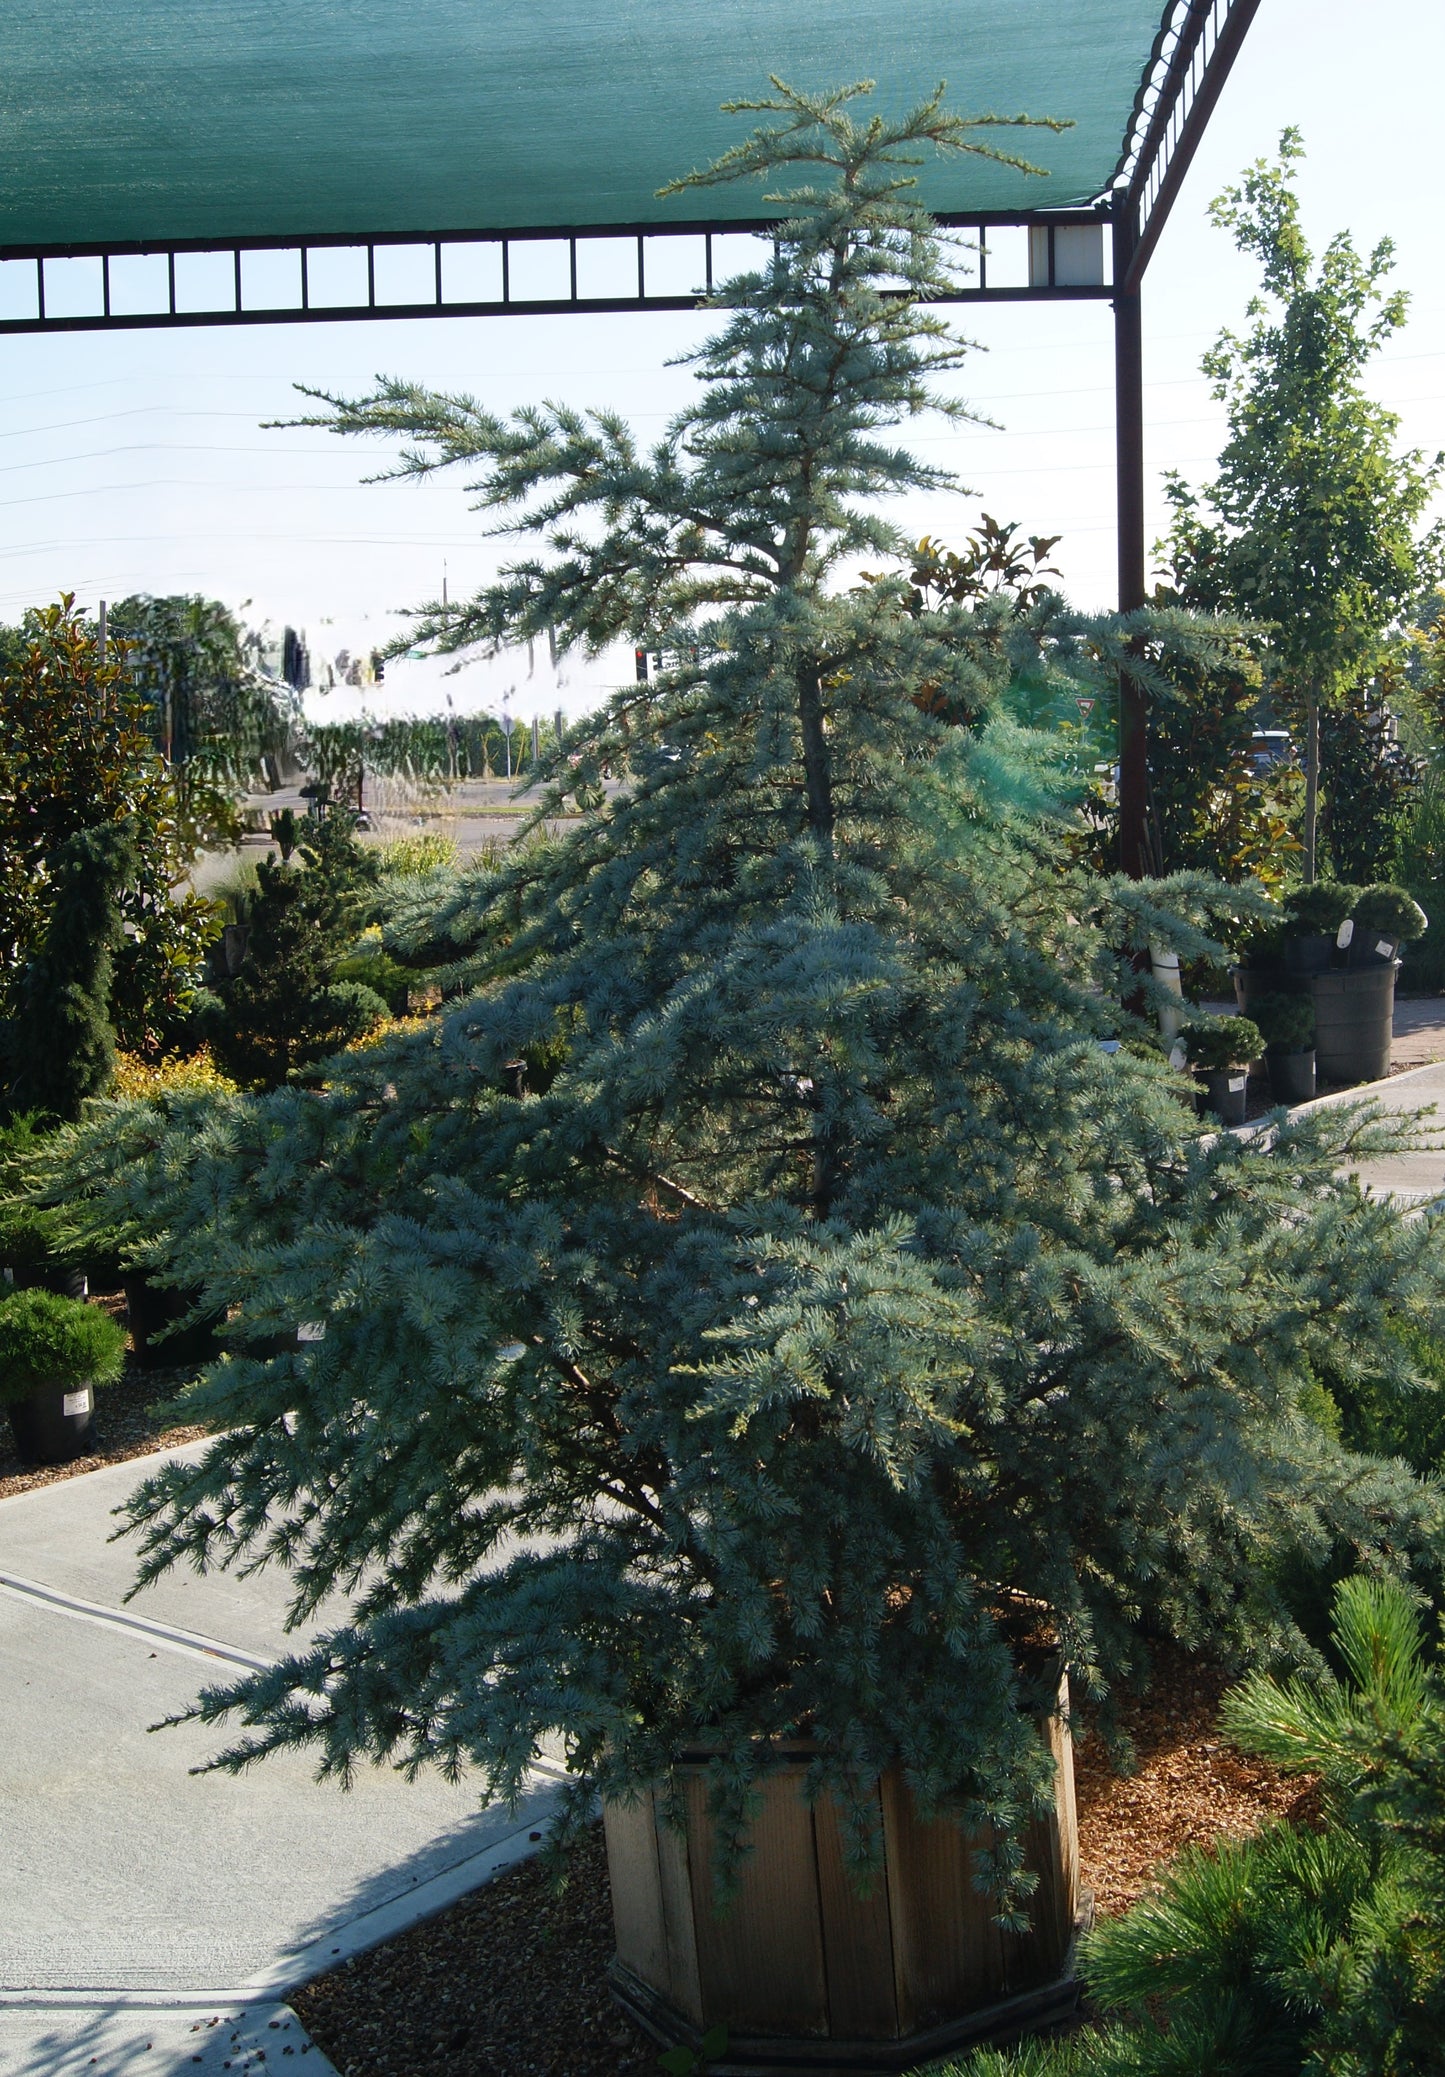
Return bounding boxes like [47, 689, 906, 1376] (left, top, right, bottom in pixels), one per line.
[0, 1, 1168, 253]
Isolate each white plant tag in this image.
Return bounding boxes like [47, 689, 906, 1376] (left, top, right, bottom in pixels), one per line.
[62, 1388, 91, 1416]
[1229, 1075, 1247, 1093]
[1168, 1040, 1188, 1073]
[1377, 939, 1393, 959]
[297, 1321, 326, 1342]
[1337, 919, 1354, 948]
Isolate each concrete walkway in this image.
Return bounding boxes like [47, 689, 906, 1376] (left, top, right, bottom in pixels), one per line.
[0, 1442, 560, 2075]
[1294, 1057, 1445, 1206]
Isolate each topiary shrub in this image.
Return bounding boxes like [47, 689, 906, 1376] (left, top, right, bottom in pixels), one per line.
[1180, 1014, 1262, 1071]
[0, 1286, 125, 1400]
[1284, 880, 1359, 936]
[1352, 883, 1428, 942]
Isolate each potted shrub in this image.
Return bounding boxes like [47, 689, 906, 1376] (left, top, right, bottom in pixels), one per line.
[1180, 1015, 1262, 1125]
[1281, 881, 1358, 976]
[0, 1116, 89, 1298]
[1309, 883, 1423, 1087]
[0, 1285, 125, 1464]
[41, 89, 1445, 2075]
[1347, 884, 1427, 970]
[1250, 992, 1316, 1105]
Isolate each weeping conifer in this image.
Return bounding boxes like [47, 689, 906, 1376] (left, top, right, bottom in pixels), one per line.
[49, 84, 1445, 1894]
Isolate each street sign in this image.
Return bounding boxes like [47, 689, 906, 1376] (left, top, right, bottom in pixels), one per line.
[1075, 697, 1096, 719]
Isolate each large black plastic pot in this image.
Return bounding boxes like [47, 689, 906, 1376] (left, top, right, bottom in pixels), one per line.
[1232, 965, 1303, 1016]
[6, 1378, 95, 1464]
[1311, 964, 1396, 1087]
[124, 1274, 223, 1370]
[1266, 1048, 1316, 1105]
[1284, 935, 1336, 978]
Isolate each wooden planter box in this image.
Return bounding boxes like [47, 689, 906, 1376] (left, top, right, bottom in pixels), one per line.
[604, 1681, 1079, 2074]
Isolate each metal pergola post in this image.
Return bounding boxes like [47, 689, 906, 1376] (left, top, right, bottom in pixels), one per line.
[1113, 204, 1149, 879]
[1109, 0, 1262, 875]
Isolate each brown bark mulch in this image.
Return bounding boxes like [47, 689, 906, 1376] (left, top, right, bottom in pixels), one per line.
[292, 1645, 1309, 2077]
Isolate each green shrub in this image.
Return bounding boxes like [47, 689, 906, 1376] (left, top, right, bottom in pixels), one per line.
[0, 1114, 84, 1272]
[333, 931, 414, 1015]
[1249, 991, 1315, 1052]
[1352, 882, 1428, 941]
[945, 1576, 1445, 2077]
[1180, 1014, 1262, 1071]
[376, 832, 458, 878]
[1285, 879, 1359, 935]
[0, 1286, 125, 1400]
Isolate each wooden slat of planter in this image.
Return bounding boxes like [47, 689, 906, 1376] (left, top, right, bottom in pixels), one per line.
[1003, 1691, 1079, 1990]
[683, 1771, 830, 2035]
[603, 1792, 670, 1994]
[654, 1791, 704, 2024]
[811, 1788, 899, 2039]
[882, 1775, 1004, 2035]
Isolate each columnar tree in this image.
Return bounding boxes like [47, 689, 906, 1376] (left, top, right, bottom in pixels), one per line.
[55, 87, 1445, 1896]
[0, 599, 218, 1057]
[1162, 130, 1441, 881]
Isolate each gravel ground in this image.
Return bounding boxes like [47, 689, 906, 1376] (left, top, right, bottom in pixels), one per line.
[293, 1644, 1305, 2077]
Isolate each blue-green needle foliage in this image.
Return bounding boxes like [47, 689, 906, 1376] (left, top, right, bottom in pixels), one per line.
[47, 84, 1445, 1902]
[945, 1577, 1445, 2075]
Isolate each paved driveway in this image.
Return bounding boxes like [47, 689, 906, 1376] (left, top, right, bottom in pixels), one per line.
[0, 1442, 558, 2074]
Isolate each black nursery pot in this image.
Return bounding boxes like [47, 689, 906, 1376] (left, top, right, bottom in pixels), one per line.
[6, 1378, 95, 1464]
[1266, 1047, 1316, 1105]
[1200, 1068, 1249, 1126]
[1283, 934, 1336, 977]
[123, 1274, 223, 1370]
[6, 1262, 88, 1300]
[1348, 930, 1401, 971]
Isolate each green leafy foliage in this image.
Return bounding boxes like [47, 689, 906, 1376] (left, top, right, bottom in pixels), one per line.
[946, 1577, 1445, 2077]
[203, 821, 387, 1090]
[0, 822, 136, 1123]
[1160, 129, 1442, 882]
[42, 85, 1445, 1911]
[1139, 645, 1302, 888]
[1249, 992, 1315, 1053]
[0, 1114, 85, 1273]
[1180, 1015, 1262, 1072]
[0, 1285, 126, 1400]
[0, 598, 219, 1057]
[1319, 677, 1423, 884]
[108, 593, 298, 842]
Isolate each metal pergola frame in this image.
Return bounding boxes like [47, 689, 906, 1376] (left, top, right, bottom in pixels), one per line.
[0, 0, 1261, 871]
[0, 206, 1117, 333]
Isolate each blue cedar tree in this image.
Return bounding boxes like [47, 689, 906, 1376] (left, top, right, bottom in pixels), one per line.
[48, 86, 1445, 1900]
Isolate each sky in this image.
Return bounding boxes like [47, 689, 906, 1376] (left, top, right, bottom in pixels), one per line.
[0, 0, 1439, 726]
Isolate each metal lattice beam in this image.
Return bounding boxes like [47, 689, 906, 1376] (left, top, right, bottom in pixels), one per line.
[0, 212, 1116, 337]
[1115, 0, 1263, 290]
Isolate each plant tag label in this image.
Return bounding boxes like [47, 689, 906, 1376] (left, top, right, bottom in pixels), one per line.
[1228, 1075, 1246, 1093]
[1337, 919, 1354, 948]
[297, 1321, 326, 1342]
[62, 1388, 91, 1416]
[1377, 939, 1393, 959]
